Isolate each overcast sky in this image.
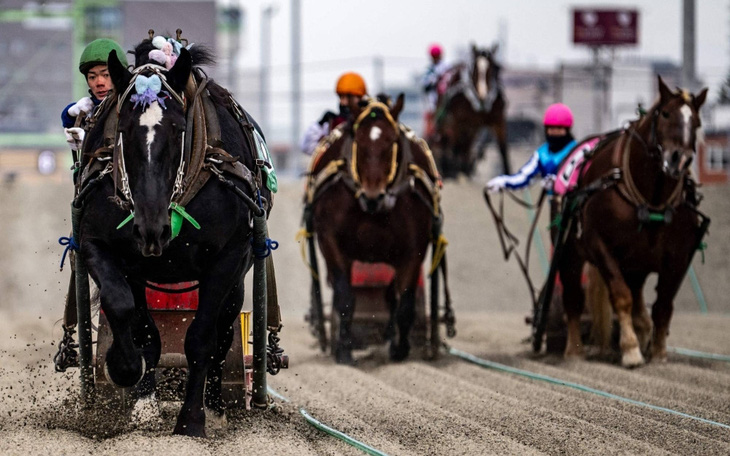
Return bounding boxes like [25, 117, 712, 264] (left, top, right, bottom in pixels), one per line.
[225, 0, 728, 95]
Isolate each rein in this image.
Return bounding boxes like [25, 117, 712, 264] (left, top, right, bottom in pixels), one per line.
[114, 64, 188, 218]
[616, 107, 687, 214]
[350, 102, 400, 188]
[483, 188, 546, 307]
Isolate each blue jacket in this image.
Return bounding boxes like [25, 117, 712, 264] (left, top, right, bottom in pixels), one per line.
[497, 140, 577, 191]
[61, 95, 102, 128]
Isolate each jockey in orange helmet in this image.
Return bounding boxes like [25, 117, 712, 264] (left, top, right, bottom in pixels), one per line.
[300, 72, 368, 155]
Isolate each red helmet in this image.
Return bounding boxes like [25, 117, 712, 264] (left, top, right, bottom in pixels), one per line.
[543, 103, 574, 128]
[429, 44, 443, 59]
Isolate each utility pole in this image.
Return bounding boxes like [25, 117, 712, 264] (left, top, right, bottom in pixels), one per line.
[373, 56, 384, 95]
[260, 5, 277, 137]
[682, 0, 697, 90]
[291, 0, 302, 172]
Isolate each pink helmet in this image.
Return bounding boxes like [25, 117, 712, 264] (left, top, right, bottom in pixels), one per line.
[429, 44, 443, 59]
[543, 103, 574, 128]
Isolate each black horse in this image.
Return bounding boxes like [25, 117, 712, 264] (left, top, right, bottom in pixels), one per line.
[76, 41, 272, 437]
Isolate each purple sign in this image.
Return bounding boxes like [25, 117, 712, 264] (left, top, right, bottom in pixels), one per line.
[573, 9, 639, 46]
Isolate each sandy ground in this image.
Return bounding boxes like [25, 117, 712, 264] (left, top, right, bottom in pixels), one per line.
[0, 152, 729, 455]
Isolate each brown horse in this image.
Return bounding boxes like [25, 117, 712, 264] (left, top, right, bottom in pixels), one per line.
[556, 76, 708, 367]
[304, 95, 445, 364]
[431, 43, 511, 178]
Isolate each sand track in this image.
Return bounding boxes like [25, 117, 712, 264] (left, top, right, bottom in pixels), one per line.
[0, 169, 728, 455]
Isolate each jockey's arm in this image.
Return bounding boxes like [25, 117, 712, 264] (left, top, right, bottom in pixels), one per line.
[487, 151, 541, 192]
[300, 119, 330, 156]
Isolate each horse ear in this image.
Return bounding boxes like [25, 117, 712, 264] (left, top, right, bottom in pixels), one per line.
[471, 43, 478, 57]
[166, 48, 192, 93]
[490, 42, 499, 56]
[657, 75, 673, 104]
[390, 93, 405, 122]
[108, 49, 132, 93]
[693, 87, 708, 111]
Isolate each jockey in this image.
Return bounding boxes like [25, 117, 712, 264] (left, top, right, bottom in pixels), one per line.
[61, 38, 128, 153]
[486, 103, 577, 195]
[300, 72, 368, 155]
[421, 43, 450, 113]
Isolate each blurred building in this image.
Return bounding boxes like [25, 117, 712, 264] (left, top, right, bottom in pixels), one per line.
[0, 0, 221, 141]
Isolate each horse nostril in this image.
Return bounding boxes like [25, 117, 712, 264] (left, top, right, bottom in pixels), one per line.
[671, 151, 680, 164]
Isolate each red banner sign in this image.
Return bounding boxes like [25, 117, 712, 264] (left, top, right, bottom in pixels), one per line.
[573, 9, 639, 46]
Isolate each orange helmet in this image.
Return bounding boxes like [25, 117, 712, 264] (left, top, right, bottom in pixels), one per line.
[335, 72, 367, 97]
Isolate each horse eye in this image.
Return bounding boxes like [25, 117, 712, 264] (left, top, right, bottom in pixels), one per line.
[661, 111, 670, 119]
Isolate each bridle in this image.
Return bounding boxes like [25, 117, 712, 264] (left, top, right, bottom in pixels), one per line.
[114, 63, 187, 212]
[350, 101, 400, 189]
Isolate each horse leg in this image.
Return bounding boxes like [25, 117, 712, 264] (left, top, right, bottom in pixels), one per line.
[390, 287, 416, 361]
[205, 277, 244, 421]
[559, 242, 586, 358]
[332, 269, 356, 365]
[651, 269, 684, 362]
[384, 280, 397, 341]
[130, 282, 161, 398]
[85, 241, 145, 387]
[493, 121, 511, 175]
[173, 249, 247, 438]
[626, 273, 652, 358]
[594, 254, 644, 367]
[129, 282, 162, 423]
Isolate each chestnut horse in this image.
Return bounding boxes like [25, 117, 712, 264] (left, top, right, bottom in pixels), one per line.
[431, 44, 510, 178]
[305, 95, 445, 364]
[555, 77, 708, 367]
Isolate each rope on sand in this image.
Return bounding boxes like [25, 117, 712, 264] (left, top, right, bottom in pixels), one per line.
[668, 346, 730, 363]
[447, 345, 730, 430]
[268, 387, 389, 456]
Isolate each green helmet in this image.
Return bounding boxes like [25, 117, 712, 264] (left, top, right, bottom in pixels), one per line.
[79, 38, 128, 75]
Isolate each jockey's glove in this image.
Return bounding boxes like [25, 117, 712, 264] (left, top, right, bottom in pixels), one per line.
[485, 176, 505, 193]
[319, 111, 336, 125]
[64, 127, 85, 151]
[541, 175, 556, 191]
[68, 97, 94, 118]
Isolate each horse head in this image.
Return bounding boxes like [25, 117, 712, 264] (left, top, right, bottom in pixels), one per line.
[108, 47, 192, 257]
[470, 43, 501, 102]
[649, 76, 708, 178]
[351, 94, 404, 213]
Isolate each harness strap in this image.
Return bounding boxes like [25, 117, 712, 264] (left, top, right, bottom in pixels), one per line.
[619, 130, 685, 212]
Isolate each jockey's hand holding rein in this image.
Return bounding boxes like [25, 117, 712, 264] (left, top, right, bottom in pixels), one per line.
[64, 127, 85, 152]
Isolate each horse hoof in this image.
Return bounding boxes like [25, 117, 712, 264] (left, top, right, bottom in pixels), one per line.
[173, 421, 207, 438]
[131, 393, 160, 426]
[389, 342, 410, 362]
[621, 347, 645, 368]
[564, 345, 585, 360]
[335, 348, 355, 365]
[104, 354, 146, 388]
[205, 408, 228, 431]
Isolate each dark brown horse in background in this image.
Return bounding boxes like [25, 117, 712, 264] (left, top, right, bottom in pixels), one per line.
[555, 76, 708, 367]
[305, 95, 445, 364]
[431, 43, 511, 178]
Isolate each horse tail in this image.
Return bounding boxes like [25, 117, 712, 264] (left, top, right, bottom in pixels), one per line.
[586, 264, 612, 351]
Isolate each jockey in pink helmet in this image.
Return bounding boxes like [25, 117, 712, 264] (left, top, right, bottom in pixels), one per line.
[422, 43, 450, 137]
[486, 103, 576, 194]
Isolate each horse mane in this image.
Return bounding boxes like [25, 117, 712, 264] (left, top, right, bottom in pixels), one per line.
[131, 38, 215, 68]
